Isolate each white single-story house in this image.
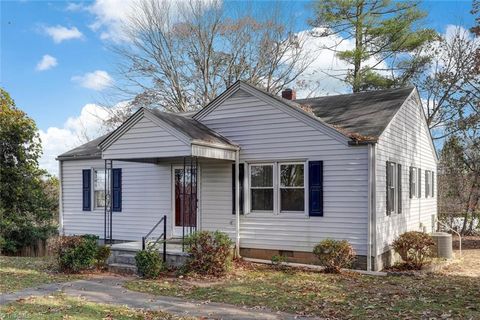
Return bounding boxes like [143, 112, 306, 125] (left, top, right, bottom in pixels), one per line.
[57, 81, 437, 271]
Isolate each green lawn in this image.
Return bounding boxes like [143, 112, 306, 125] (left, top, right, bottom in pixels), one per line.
[0, 293, 194, 320]
[0, 256, 82, 293]
[125, 262, 480, 319]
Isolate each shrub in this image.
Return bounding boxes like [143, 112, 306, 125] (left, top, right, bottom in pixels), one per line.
[94, 245, 111, 269]
[313, 239, 356, 273]
[184, 230, 233, 276]
[392, 231, 435, 269]
[135, 249, 164, 279]
[271, 255, 288, 270]
[49, 234, 98, 273]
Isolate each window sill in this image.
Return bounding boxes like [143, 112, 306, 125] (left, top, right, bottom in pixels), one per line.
[243, 212, 310, 220]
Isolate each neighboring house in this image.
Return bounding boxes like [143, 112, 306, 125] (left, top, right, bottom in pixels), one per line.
[57, 81, 437, 271]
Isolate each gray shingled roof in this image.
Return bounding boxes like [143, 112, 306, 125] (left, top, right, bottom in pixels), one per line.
[57, 133, 109, 160]
[58, 86, 414, 160]
[294, 87, 415, 141]
[148, 109, 235, 147]
[57, 110, 236, 160]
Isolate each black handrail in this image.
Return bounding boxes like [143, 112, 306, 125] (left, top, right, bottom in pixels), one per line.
[142, 215, 167, 263]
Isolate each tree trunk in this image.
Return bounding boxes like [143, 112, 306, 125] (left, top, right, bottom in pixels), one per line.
[352, 2, 364, 93]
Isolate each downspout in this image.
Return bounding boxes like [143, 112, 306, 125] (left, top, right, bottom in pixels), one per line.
[58, 160, 64, 235]
[367, 145, 372, 271]
[235, 149, 241, 258]
[367, 143, 377, 271]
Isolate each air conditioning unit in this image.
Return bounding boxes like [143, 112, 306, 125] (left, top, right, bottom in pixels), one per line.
[431, 232, 453, 259]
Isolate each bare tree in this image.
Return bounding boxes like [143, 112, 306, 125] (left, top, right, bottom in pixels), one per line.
[439, 132, 480, 235]
[104, 0, 313, 128]
[415, 26, 480, 140]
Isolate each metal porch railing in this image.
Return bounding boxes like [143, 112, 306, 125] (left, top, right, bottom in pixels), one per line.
[142, 215, 167, 262]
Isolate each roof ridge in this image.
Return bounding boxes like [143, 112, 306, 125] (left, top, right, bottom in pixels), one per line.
[294, 86, 415, 102]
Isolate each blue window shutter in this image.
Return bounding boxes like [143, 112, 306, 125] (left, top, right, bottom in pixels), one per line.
[309, 161, 323, 216]
[82, 169, 91, 211]
[232, 163, 244, 214]
[112, 168, 122, 212]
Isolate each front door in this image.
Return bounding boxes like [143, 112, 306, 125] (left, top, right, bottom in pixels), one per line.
[173, 167, 197, 237]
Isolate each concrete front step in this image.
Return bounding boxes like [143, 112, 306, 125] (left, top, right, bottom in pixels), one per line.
[107, 241, 191, 275]
[115, 254, 136, 265]
[108, 263, 137, 275]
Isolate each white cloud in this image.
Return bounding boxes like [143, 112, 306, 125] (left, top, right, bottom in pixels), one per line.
[36, 54, 58, 71]
[39, 103, 113, 175]
[88, 0, 138, 42]
[65, 2, 85, 11]
[71, 70, 114, 91]
[44, 25, 83, 43]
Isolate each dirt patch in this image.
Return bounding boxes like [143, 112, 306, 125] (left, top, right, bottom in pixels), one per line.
[453, 235, 480, 250]
[439, 249, 480, 277]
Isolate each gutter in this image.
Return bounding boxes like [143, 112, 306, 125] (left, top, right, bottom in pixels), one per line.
[56, 154, 102, 161]
[191, 139, 239, 151]
[348, 140, 377, 146]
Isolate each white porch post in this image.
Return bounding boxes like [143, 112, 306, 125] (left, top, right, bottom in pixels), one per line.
[235, 149, 241, 258]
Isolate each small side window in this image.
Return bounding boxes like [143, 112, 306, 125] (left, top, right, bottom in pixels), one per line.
[93, 169, 106, 209]
[409, 167, 417, 199]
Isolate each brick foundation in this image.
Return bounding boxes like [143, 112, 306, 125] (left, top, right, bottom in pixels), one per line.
[240, 247, 369, 270]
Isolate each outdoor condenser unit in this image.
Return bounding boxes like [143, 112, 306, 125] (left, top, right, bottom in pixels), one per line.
[431, 232, 453, 259]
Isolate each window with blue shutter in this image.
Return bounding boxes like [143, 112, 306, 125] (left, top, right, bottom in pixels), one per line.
[82, 169, 91, 211]
[308, 161, 323, 216]
[232, 163, 244, 214]
[112, 168, 122, 212]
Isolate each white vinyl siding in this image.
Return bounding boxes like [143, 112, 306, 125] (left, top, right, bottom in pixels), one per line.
[375, 94, 437, 260]
[61, 159, 173, 240]
[199, 160, 236, 239]
[198, 89, 369, 255]
[102, 116, 190, 159]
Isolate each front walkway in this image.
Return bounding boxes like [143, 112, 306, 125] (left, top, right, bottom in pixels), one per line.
[0, 276, 310, 320]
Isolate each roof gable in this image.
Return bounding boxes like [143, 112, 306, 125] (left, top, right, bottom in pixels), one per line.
[194, 81, 350, 144]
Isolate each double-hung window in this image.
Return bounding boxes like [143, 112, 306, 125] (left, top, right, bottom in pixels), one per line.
[425, 170, 431, 197]
[93, 169, 106, 209]
[248, 162, 306, 214]
[279, 163, 305, 212]
[410, 167, 418, 198]
[250, 164, 274, 212]
[387, 162, 397, 215]
[387, 161, 402, 215]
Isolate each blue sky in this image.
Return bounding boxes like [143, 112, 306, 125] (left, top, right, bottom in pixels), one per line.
[0, 0, 476, 174]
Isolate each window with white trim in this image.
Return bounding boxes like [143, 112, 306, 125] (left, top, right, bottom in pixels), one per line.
[93, 169, 106, 209]
[387, 162, 397, 215]
[279, 163, 305, 212]
[425, 170, 431, 197]
[410, 167, 417, 198]
[250, 164, 274, 212]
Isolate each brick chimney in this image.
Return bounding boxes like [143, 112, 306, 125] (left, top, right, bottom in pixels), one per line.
[281, 88, 296, 100]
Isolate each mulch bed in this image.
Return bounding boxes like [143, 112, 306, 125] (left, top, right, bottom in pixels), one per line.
[452, 235, 480, 250]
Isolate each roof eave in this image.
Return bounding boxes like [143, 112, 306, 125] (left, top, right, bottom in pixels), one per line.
[348, 139, 377, 146]
[56, 154, 102, 161]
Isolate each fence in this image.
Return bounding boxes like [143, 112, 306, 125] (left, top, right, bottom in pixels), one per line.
[2, 239, 52, 257]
